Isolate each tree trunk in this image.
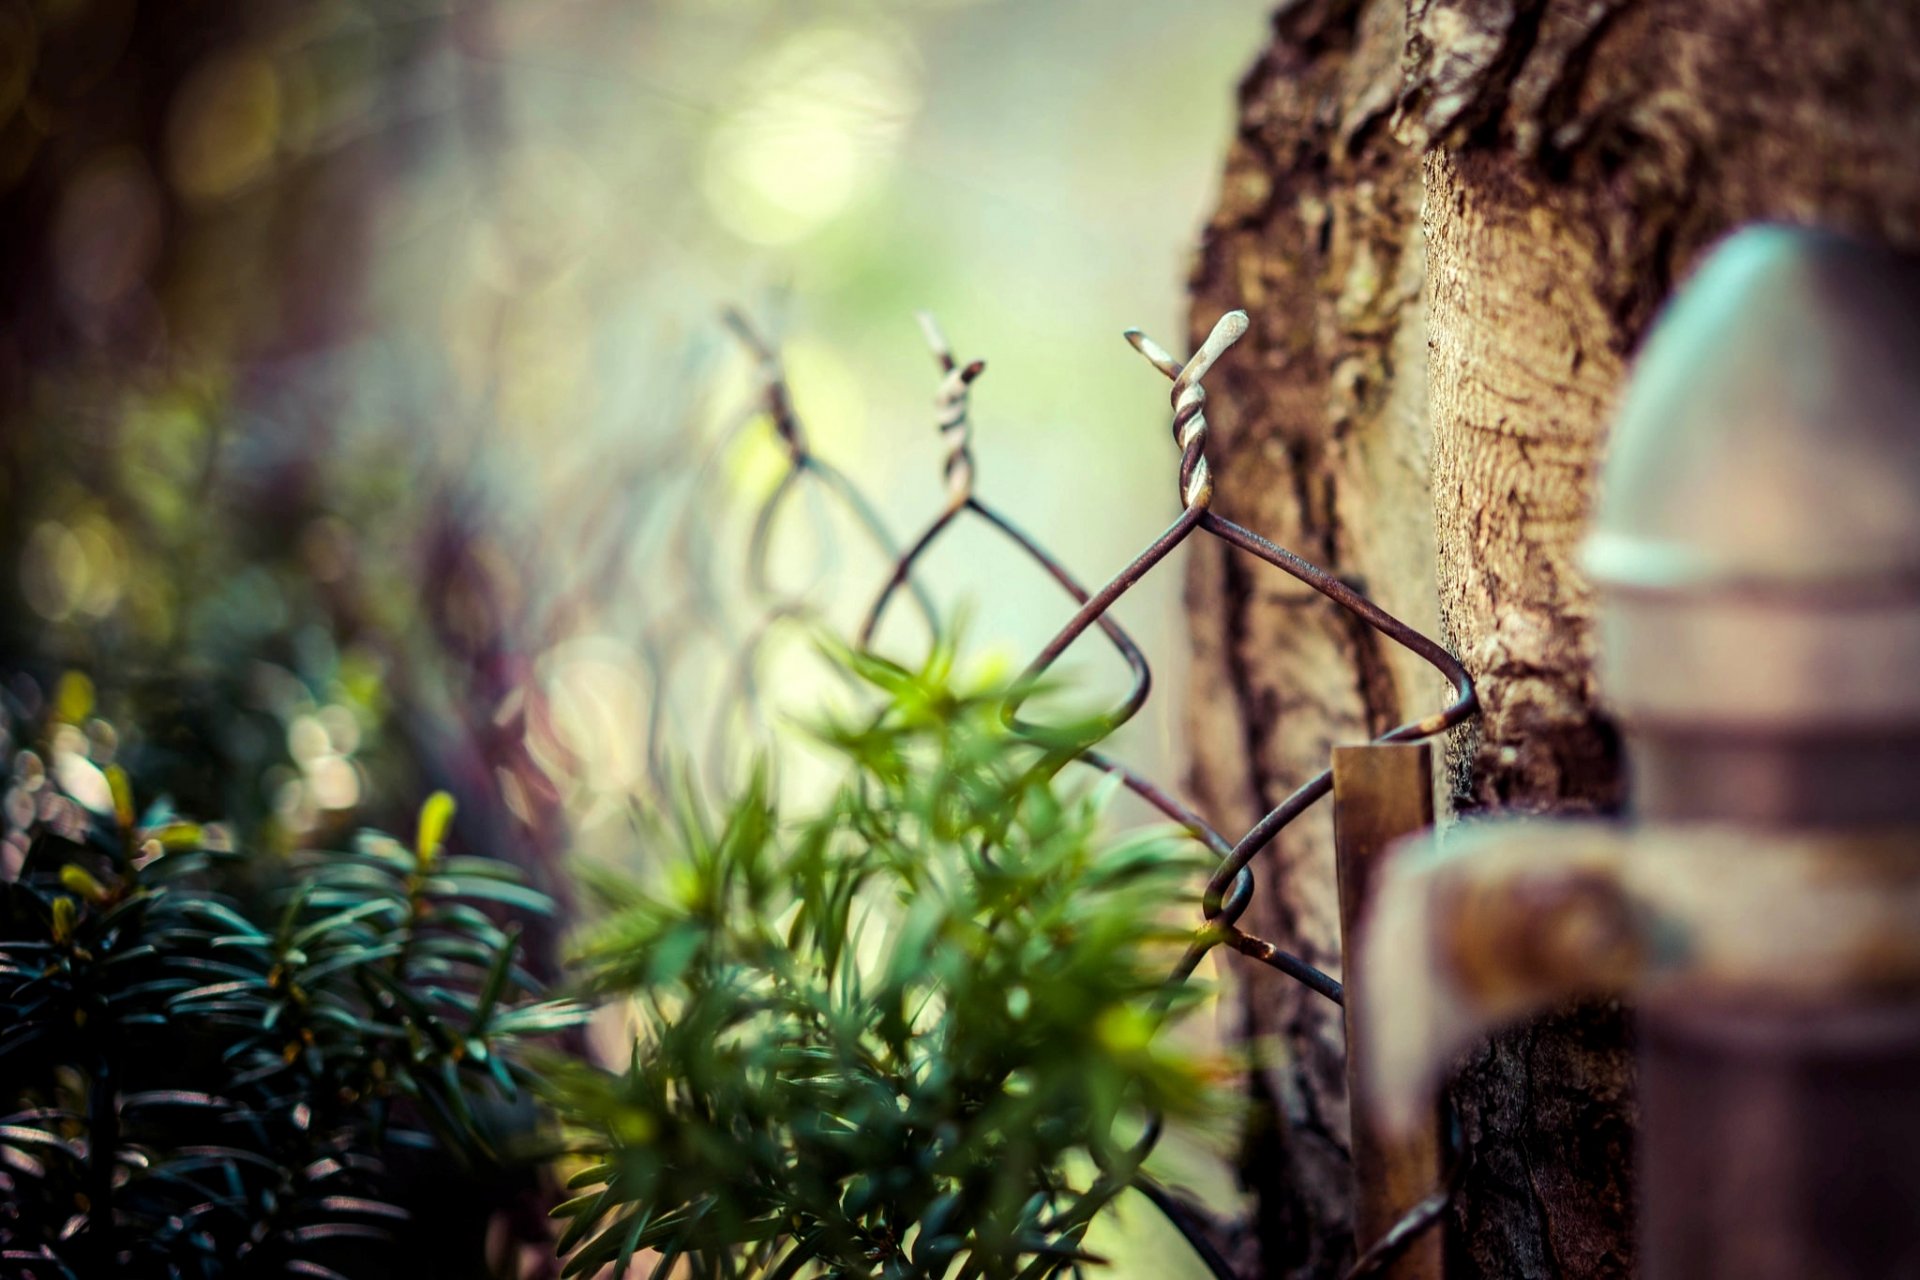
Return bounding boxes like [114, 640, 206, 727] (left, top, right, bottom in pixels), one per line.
[1184, 2, 1920, 1276]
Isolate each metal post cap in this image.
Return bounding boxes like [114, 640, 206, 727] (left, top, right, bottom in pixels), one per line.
[1585, 224, 1920, 733]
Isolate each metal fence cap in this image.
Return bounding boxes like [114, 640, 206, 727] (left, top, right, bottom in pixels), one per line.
[1586, 224, 1920, 596]
[1586, 225, 1920, 732]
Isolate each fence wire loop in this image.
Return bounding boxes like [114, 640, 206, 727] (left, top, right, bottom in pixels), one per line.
[681, 306, 1482, 1277]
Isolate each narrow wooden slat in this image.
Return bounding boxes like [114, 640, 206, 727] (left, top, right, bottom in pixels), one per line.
[1334, 741, 1443, 1280]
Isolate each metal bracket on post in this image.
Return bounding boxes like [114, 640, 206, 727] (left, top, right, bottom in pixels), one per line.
[1334, 741, 1443, 1280]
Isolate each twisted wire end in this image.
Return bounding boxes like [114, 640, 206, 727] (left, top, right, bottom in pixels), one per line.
[1125, 328, 1182, 378]
[722, 307, 774, 363]
[1202, 308, 1250, 353]
[1127, 310, 1251, 511]
[724, 307, 804, 453]
[917, 310, 956, 373]
[1178, 310, 1250, 389]
[922, 314, 980, 509]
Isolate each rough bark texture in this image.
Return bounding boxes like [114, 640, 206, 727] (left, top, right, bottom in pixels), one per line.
[1185, 2, 1920, 1276]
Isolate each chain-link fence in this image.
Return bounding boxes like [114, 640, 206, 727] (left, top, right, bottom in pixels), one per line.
[635, 305, 1480, 1280]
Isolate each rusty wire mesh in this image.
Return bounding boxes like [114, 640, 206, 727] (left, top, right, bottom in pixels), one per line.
[634, 306, 1480, 1280]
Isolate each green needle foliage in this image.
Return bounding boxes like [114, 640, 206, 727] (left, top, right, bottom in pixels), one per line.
[0, 697, 587, 1279]
[551, 642, 1218, 1280]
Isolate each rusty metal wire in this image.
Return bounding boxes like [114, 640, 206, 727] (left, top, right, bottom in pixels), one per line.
[688, 310, 942, 792]
[851, 309, 1478, 1275]
[661, 306, 1480, 1278]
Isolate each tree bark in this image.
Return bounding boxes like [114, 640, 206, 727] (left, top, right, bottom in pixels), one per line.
[1185, 2, 1920, 1276]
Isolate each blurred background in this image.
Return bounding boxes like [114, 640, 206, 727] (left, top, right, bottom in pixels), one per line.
[3, 0, 1290, 1266]
[0, 1, 1269, 1269]
[0, 0, 1270, 852]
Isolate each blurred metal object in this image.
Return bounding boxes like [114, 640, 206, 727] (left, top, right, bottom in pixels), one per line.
[1641, 1000, 1920, 1279]
[1333, 743, 1444, 1280]
[1361, 824, 1920, 1126]
[723, 309, 938, 630]
[1601, 224, 1920, 1280]
[1359, 224, 1920, 1280]
[1588, 224, 1920, 827]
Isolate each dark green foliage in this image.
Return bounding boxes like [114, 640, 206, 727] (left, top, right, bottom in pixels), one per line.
[551, 642, 1217, 1280]
[0, 702, 586, 1279]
